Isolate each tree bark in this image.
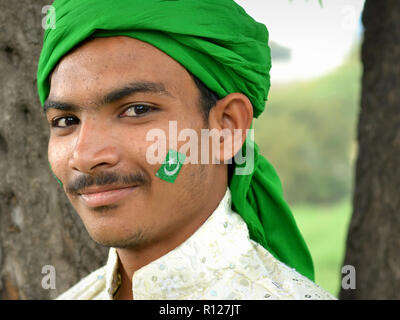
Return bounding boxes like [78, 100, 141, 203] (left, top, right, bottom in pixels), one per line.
[340, 0, 400, 299]
[0, 0, 107, 299]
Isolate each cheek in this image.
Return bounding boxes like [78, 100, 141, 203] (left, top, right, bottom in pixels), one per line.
[138, 123, 170, 164]
[47, 137, 73, 180]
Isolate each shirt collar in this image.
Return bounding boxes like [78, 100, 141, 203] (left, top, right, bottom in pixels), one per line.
[104, 187, 253, 299]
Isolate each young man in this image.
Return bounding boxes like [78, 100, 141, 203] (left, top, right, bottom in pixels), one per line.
[37, 0, 335, 300]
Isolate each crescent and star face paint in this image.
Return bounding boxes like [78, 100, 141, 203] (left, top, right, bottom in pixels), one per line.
[155, 149, 186, 184]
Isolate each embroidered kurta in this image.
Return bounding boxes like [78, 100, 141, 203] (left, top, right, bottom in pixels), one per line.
[56, 188, 336, 300]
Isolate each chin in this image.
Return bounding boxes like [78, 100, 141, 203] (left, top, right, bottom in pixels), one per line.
[75, 201, 150, 249]
[86, 226, 146, 249]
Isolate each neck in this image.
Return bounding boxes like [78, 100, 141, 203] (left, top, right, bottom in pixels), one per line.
[113, 180, 228, 300]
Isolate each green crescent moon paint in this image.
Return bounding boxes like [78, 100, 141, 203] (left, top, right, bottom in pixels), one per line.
[155, 149, 186, 183]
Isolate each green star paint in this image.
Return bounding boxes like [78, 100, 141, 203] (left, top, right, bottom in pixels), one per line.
[155, 149, 186, 183]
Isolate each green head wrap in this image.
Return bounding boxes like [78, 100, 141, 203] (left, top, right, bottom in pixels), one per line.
[37, 0, 315, 281]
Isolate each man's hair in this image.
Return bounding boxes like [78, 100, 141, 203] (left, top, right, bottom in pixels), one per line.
[188, 72, 219, 120]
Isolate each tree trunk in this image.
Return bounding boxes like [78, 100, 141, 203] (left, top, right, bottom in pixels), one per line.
[0, 0, 107, 300]
[340, 0, 400, 299]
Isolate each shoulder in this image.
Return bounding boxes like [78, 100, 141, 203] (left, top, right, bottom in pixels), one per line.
[55, 265, 108, 300]
[249, 240, 337, 300]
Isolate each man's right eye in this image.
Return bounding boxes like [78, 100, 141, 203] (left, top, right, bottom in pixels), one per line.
[51, 116, 80, 128]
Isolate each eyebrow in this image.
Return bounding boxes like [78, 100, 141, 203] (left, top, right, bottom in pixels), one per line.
[43, 81, 174, 113]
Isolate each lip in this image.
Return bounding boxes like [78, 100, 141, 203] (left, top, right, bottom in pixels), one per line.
[79, 185, 138, 208]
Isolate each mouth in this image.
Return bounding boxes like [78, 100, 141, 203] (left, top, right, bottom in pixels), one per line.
[78, 185, 139, 208]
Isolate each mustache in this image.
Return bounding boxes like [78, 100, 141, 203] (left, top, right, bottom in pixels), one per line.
[66, 170, 149, 195]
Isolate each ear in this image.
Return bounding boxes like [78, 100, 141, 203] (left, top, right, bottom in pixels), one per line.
[208, 93, 253, 163]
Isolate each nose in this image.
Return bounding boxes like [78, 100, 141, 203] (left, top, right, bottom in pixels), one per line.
[69, 118, 120, 174]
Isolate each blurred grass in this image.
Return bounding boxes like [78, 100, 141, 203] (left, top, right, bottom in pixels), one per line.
[292, 199, 353, 297]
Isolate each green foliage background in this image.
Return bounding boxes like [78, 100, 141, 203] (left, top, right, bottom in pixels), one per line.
[253, 46, 361, 296]
[254, 46, 361, 206]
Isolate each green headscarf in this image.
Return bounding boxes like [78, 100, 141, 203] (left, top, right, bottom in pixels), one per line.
[37, 0, 315, 281]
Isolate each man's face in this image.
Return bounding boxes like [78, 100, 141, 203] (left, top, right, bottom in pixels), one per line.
[46, 36, 218, 249]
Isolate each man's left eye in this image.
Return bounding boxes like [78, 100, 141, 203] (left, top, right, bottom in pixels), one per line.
[122, 104, 156, 117]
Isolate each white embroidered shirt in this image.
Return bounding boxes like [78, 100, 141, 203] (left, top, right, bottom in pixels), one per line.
[56, 188, 336, 300]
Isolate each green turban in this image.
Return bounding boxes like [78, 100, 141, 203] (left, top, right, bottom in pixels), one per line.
[37, 0, 315, 281]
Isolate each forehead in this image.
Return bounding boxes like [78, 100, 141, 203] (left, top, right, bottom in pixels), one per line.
[49, 36, 194, 102]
